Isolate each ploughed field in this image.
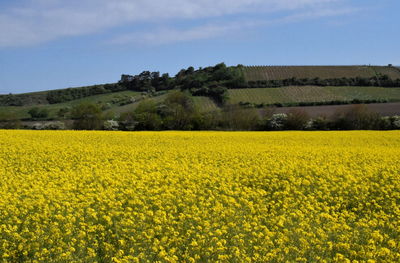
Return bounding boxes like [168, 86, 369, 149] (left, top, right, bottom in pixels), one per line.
[1, 131, 400, 262]
[243, 66, 400, 81]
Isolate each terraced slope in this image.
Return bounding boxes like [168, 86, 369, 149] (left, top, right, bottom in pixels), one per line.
[227, 86, 400, 105]
[243, 66, 400, 81]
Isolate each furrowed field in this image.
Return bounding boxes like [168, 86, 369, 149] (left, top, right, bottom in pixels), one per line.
[1, 131, 400, 262]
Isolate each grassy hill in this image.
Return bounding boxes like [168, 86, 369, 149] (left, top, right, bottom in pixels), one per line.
[0, 90, 141, 119]
[1, 64, 400, 123]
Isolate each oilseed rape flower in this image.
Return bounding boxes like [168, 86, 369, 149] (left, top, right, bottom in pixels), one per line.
[0, 130, 400, 262]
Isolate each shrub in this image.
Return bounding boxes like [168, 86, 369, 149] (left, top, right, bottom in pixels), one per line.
[285, 109, 310, 130]
[71, 103, 103, 130]
[306, 116, 330, 131]
[28, 107, 49, 119]
[0, 112, 21, 129]
[220, 105, 260, 131]
[57, 107, 70, 119]
[103, 120, 119, 131]
[393, 116, 400, 129]
[31, 121, 65, 130]
[265, 114, 288, 130]
[331, 105, 381, 130]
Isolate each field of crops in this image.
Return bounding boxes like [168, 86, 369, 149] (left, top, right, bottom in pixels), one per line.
[1, 131, 400, 262]
[227, 86, 400, 105]
[242, 66, 400, 81]
[373, 66, 400, 80]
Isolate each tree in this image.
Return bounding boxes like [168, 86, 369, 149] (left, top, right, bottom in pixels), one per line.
[285, 109, 310, 130]
[71, 103, 103, 130]
[134, 99, 163, 130]
[221, 105, 260, 130]
[0, 112, 21, 129]
[331, 105, 381, 130]
[28, 107, 49, 119]
[265, 114, 288, 131]
[57, 107, 70, 119]
[161, 91, 196, 130]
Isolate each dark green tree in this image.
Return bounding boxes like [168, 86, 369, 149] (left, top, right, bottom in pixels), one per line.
[71, 103, 103, 130]
[28, 107, 49, 119]
[160, 91, 196, 130]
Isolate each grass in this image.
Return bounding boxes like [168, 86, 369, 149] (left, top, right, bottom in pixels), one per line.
[0, 91, 140, 119]
[192, 96, 218, 112]
[227, 86, 400, 105]
[106, 92, 172, 115]
[0, 90, 216, 120]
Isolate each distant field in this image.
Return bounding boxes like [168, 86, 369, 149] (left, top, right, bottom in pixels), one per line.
[227, 86, 400, 105]
[243, 66, 400, 81]
[373, 66, 400, 79]
[272, 102, 400, 117]
[0, 90, 140, 119]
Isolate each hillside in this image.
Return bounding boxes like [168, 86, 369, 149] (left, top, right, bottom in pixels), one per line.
[1, 64, 400, 124]
[242, 65, 400, 81]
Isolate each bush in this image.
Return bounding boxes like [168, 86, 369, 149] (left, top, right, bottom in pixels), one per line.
[265, 113, 288, 131]
[71, 103, 103, 130]
[119, 99, 163, 131]
[57, 107, 70, 119]
[393, 116, 400, 129]
[103, 120, 119, 131]
[28, 107, 49, 119]
[381, 116, 400, 130]
[220, 105, 260, 130]
[0, 112, 21, 129]
[160, 92, 197, 130]
[331, 105, 382, 130]
[305, 116, 330, 130]
[118, 112, 138, 131]
[30, 121, 66, 130]
[285, 109, 310, 130]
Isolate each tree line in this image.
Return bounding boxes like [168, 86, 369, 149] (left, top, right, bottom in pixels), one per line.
[3, 91, 398, 131]
[246, 75, 400, 89]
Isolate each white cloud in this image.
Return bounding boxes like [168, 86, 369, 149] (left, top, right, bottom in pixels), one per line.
[109, 22, 253, 46]
[110, 7, 358, 46]
[0, 0, 352, 48]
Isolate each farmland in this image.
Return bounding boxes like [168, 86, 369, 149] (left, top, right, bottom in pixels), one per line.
[227, 86, 400, 105]
[1, 130, 400, 262]
[0, 90, 145, 119]
[272, 102, 400, 118]
[1, 64, 400, 128]
[242, 66, 400, 81]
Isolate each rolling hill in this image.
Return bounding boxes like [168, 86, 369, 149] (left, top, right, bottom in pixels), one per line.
[242, 65, 400, 81]
[1, 64, 400, 123]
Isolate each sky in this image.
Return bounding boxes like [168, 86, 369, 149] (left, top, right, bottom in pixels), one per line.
[0, 0, 399, 94]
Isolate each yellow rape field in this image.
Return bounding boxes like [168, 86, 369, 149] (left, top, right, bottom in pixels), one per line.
[0, 130, 400, 263]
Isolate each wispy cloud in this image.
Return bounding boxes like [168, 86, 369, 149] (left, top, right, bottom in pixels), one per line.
[0, 0, 356, 48]
[110, 6, 358, 46]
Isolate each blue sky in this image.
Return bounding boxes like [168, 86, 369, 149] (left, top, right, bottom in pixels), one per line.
[0, 0, 399, 94]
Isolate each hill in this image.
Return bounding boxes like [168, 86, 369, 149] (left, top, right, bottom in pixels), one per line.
[242, 65, 400, 81]
[1, 63, 400, 127]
